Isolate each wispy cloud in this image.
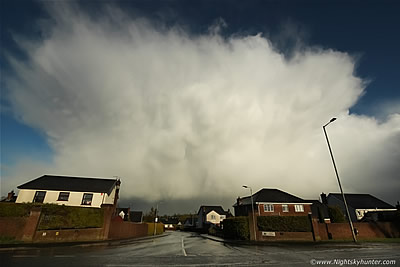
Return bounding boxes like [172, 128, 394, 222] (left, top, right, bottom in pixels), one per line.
[3, 3, 399, 206]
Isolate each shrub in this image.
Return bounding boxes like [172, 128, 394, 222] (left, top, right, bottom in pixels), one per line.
[38, 204, 104, 230]
[328, 205, 346, 223]
[0, 203, 33, 217]
[257, 216, 312, 232]
[222, 216, 249, 240]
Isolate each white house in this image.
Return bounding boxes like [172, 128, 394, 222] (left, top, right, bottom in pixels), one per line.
[197, 205, 232, 229]
[16, 175, 120, 208]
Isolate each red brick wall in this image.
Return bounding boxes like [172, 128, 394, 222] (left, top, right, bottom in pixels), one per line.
[101, 204, 115, 240]
[257, 230, 314, 241]
[0, 217, 28, 239]
[317, 223, 329, 240]
[108, 217, 148, 240]
[317, 222, 400, 240]
[21, 207, 41, 242]
[34, 228, 104, 242]
[248, 211, 314, 241]
[258, 204, 311, 216]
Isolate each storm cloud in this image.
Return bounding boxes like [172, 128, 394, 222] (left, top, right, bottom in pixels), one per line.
[3, 3, 399, 209]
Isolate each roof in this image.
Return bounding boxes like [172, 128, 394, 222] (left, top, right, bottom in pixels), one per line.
[306, 200, 330, 219]
[17, 175, 118, 194]
[234, 188, 307, 206]
[198, 205, 231, 216]
[328, 193, 395, 209]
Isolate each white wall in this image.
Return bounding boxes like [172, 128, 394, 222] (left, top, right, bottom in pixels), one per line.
[103, 186, 117, 205]
[15, 189, 112, 208]
[206, 210, 225, 224]
[355, 208, 397, 220]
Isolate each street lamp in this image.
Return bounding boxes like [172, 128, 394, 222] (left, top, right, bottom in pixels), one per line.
[323, 118, 357, 242]
[153, 202, 162, 236]
[243, 185, 257, 241]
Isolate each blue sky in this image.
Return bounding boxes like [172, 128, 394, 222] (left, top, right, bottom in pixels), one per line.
[1, 0, 399, 211]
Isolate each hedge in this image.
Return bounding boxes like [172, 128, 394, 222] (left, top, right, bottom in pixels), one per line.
[0, 203, 34, 217]
[257, 216, 312, 232]
[38, 204, 104, 230]
[222, 216, 249, 240]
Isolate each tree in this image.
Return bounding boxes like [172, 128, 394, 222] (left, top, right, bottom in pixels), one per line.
[328, 205, 346, 223]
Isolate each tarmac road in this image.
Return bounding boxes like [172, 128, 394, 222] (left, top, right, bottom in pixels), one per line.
[1, 231, 399, 266]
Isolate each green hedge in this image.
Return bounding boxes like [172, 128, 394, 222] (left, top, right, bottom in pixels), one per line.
[257, 216, 312, 232]
[38, 204, 104, 230]
[0, 203, 33, 217]
[222, 217, 249, 240]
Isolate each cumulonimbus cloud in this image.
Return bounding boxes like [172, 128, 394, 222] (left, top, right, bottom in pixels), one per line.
[3, 3, 399, 205]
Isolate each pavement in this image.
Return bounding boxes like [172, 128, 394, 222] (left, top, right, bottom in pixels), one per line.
[1, 231, 399, 266]
[199, 234, 368, 248]
[0, 232, 169, 251]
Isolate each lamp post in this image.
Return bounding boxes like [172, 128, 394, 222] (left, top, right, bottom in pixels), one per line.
[243, 185, 257, 241]
[153, 202, 161, 236]
[323, 118, 357, 242]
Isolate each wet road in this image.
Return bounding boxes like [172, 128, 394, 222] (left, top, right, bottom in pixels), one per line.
[1, 231, 399, 266]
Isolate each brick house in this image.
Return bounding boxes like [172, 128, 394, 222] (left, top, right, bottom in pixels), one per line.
[234, 188, 312, 217]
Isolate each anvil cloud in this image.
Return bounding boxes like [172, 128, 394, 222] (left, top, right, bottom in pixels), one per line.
[3, 4, 400, 206]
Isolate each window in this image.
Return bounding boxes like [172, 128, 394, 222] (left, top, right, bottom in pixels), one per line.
[81, 193, 93, 205]
[33, 191, 46, 203]
[210, 215, 216, 220]
[264, 204, 274, 212]
[57, 192, 70, 201]
[295, 204, 304, 212]
[282, 204, 289, 212]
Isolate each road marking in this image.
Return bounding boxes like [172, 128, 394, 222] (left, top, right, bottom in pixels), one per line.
[181, 237, 187, 257]
[54, 255, 75, 258]
[12, 255, 38, 258]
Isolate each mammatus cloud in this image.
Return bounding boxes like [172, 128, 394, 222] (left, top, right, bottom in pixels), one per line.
[3, 4, 400, 206]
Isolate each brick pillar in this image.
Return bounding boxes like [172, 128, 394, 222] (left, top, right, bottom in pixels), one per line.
[21, 207, 41, 242]
[311, 217, 321, 241]
[101, 204, 115, 240]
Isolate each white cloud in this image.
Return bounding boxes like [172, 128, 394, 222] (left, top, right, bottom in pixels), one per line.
[3, 4, 399, 206]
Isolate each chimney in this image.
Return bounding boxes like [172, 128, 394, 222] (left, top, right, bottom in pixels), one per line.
[237, 197, 241, 206]
[320, 192, 328, 205]
[7, 190, 15, 201]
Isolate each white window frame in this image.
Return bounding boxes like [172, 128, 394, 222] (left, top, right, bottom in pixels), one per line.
[282, 204, 289, 212]
[263, 204, 274, 212]
[294, 204, 304, 212]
